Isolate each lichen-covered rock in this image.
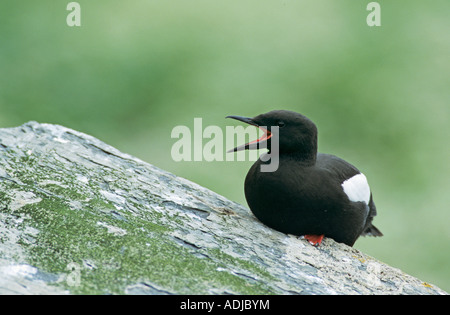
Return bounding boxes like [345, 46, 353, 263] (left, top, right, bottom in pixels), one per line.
[0, 122, 447, 295]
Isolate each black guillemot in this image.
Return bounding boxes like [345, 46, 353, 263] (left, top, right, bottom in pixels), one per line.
[227, 110, 382, 247]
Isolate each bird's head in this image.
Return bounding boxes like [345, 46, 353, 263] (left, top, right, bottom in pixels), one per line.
[226, 110, 318, 159]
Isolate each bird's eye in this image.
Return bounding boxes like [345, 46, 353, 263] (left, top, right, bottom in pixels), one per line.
[277, 121, 285, 127]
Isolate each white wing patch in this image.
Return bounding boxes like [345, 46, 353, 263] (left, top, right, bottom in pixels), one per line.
[341, 173, 371, 204]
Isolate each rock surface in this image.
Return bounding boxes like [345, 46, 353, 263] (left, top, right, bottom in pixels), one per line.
[0, 121, 447, 295]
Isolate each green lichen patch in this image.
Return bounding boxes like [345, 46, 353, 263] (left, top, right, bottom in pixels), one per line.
[1, 144, 277, 294]
[8, 194, 274, 294]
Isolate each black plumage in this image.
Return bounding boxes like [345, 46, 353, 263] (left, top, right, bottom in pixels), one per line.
[227, 110, 382, 246]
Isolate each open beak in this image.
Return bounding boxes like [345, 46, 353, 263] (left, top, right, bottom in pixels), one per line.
[226, 115, 272, 152]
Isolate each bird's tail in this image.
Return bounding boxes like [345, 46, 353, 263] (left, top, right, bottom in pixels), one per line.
[361, 224, 383, 237]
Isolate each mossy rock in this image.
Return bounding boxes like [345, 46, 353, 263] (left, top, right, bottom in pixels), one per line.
[0, 122, 446, 295]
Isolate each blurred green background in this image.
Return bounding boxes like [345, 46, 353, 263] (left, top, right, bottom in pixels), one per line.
[1, 0, 449, 292]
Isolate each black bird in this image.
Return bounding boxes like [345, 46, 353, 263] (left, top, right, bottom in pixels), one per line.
[227, 110, 382, 247]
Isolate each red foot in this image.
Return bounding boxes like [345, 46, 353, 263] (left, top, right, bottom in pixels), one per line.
[304, 234, 324, 247]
